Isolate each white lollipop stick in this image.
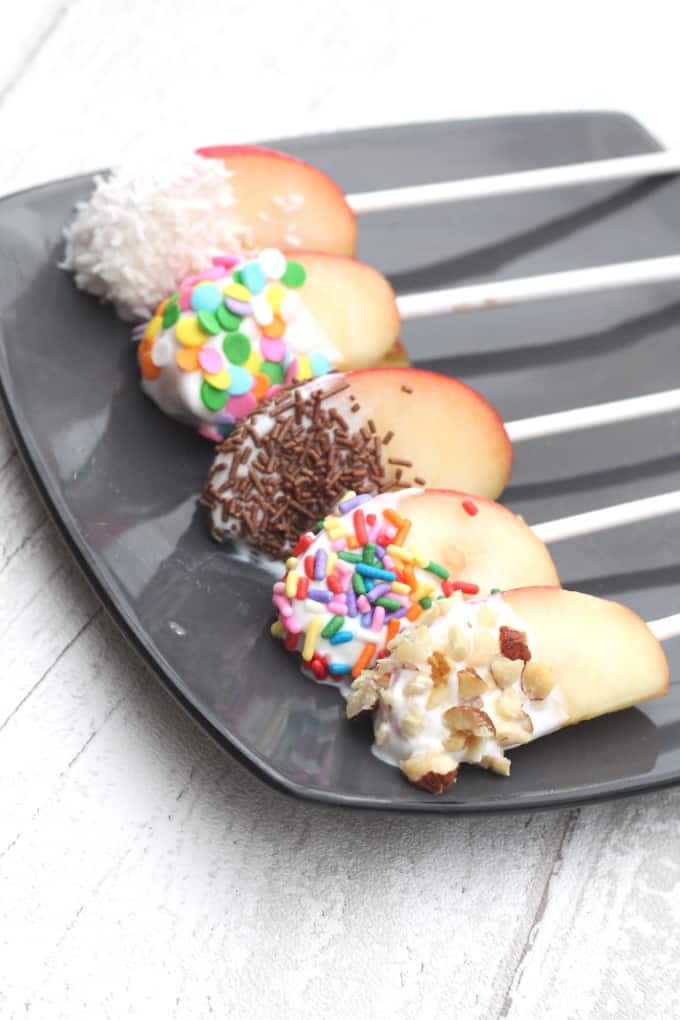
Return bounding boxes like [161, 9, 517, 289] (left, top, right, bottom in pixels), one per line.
[648, 613, 680, 640]
[348, 150, 680, 215]
[506, 388, 680, 443]
[532, 489, 680, 544]
[396, 255, 680, 320]
[532, 498, 680, 642]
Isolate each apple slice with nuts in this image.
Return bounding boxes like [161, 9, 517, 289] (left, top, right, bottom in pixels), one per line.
[350, 587, 669, 794]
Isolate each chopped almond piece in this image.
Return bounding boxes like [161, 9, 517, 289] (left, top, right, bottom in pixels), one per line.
[457, 667, 488, 700]
[447, 625, 471, 660]
[496, 711, 533, 747]
[522, 661, 556, 700]
[346, 674, 379, 719]
[400, 751, 459, 794]
[499, 626, 531, 662]
[481, 754, 511, 777]
[426, 683, 451, 710]
[469, 627, 498, 667]
[495, 687, 523, 719]
[443, 705, 496, 738]
[490, 655, 524, 689]
[428, 650, 452, 685]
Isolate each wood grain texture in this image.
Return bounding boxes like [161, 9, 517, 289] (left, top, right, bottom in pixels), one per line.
[2, 1, 680, 1016]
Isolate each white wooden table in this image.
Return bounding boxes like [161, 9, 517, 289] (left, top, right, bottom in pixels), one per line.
[2, 3, 680, 1017]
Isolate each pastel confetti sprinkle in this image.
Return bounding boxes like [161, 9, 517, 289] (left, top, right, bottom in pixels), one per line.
[227, 365, 253, 396]
[137, 248, 339, 428]
[198, 347, 223, 374]
[270, 494, 485, 682]
[191, 282, 222, 312]
[258, 248, 287, 279]
[240, 262, 266, 295]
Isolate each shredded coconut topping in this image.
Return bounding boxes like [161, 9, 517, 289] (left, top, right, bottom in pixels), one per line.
[61, 154, 243, 320]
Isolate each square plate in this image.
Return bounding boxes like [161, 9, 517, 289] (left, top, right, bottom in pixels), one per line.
[1, 112, 679, 812]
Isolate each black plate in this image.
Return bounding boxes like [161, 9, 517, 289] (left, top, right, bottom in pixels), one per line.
[1, 112, 679, 813]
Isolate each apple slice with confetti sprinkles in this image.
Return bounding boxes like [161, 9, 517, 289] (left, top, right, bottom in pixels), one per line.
[268, 488, 559, 686]
[200, 368, 512, 557]
[136, 248, 400, 433]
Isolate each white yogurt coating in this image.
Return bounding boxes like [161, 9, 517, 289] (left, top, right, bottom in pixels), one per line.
[349, 594, 568, 783]
[139, 252, 343, 431]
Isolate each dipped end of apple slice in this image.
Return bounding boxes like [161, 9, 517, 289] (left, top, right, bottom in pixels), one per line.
[348, 367, 512, 500]
[197, 145, 357, 256]
[504, 587, 669, 723]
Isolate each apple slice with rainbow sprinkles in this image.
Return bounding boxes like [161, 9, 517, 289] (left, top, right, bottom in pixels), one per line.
[268, 488, 558, 685]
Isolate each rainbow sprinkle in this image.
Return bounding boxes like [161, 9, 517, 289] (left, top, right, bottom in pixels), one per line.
[137, 249, 333, 424]
[271, 494, 483, 682]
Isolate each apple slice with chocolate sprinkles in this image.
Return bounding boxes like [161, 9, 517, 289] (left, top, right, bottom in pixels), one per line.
[201, 367, 512, 558]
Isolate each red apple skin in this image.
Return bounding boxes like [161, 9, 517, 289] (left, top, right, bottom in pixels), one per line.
[347, 367, 513, 501]
[197, 145, 357, 256]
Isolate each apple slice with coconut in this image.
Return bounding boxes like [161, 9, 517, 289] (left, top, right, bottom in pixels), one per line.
[202, 368, 513, 557]
[347, 587, 669, 793]
[197, 145, 357, 256]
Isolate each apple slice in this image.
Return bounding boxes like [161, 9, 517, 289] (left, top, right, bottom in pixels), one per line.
[348, 368, 511, 498]
[504, 587, 669, 724]
[293, 252, 401, 370]
[203, 369, 513, 556]
[349, 587, 669, 793]
[197, 145, 357, 256]
[377, 339, 410, 368]
[269, 490, 559, 687]
[397, 490, 557, 592]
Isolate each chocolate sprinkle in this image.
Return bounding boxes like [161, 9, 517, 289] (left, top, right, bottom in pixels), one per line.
[201, 382, 389, 558]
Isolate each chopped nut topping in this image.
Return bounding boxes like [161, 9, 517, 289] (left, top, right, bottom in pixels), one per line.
[400, 751, 459, 793]
[469, 627, 498, 667]
[405, 672, 432, 698]
[443, 705, 496, 738]
[401, 705, 424, 738]
[476, 603, 498, 628]
[457, 667, 489, 700]
[495, 687, 524, 719]
[346, 674, 379, 719]
[480, 754, 511, 777]
[447, 625, 471, 660]
[395, 633, 429, 666]
[428, 650, 452, 685]
[426, 683, 451, 710]
[443, 733, 469, 752]
[522, 661, 556, 700]
[499, 626, 531, 662]
[490, 655, 524, 689]
[496, 711, 533, 747]
[375, 721, 390, 746]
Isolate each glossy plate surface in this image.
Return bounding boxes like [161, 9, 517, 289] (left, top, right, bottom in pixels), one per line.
[1, 112, 679, 812]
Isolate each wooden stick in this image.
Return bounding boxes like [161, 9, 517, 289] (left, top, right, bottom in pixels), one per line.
[396, 255, 680, 320]
[506, 388, 680, 442]
[347, 150, 680, 214]
[532, 489, 680, 545]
